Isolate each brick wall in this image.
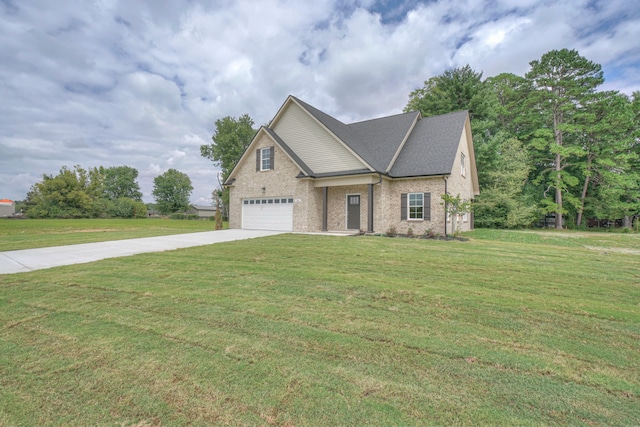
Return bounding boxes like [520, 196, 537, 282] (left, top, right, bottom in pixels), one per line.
[228, 132, 317, 231]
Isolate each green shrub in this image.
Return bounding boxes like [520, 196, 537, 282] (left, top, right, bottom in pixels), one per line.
[109, 198, 147, 218]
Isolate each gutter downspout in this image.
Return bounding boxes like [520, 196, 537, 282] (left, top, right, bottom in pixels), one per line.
[444, 176, 448, 237]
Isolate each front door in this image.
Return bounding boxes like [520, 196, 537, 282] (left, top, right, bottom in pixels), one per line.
[347, 195, 360, 230]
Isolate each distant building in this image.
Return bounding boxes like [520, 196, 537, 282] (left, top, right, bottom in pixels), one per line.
[187, 205, 217, 219]
[0, 199, 15, 217]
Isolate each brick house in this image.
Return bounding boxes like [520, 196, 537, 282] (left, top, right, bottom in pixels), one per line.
[224, 96, 479, 235]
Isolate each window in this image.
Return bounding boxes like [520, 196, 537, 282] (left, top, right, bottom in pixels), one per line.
[401, 193, 431, 221]
[461, 152, 466, 177]
[256, 146, 274, 171]
[244, 198, 293, 204]
[408, 193, 423, 220]
[261, 147, 271, 171]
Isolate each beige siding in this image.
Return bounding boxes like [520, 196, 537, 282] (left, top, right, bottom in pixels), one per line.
[272, 102, 366, 174]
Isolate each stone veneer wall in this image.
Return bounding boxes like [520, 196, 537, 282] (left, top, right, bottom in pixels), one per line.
[229, 129, 476, 234]
[322, 178, 449, 235]
[325, 185, 371, 232]
[228, 133, 317, 231]
[375, 177, 448, 236]
[443, 131, 475, 233]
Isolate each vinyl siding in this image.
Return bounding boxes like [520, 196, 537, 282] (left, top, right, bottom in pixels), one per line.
[272, 102, 366, 174]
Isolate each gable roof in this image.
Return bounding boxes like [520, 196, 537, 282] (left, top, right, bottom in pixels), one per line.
[295, 97, 421, 172]
[388, 110, 469, 177]
[225, 95, 472, 184]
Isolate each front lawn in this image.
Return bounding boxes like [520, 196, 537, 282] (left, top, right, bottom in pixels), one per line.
[0, 232, 638, 425]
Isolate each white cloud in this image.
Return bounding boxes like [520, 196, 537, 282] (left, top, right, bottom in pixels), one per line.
[1, 0, 638, 204]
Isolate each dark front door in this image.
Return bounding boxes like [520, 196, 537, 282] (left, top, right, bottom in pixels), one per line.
[347, 195, 360, 230]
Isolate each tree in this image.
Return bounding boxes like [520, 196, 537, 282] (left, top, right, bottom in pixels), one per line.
[24, 165, 105, 218]
[152, 169, 193, 214]
[572, 91, 638, 226]
[484, 73, 536, 138]
[441, 193, 472, 236]
[201, 114, 256, 217]
[104, 166, 143, 201]
[525, 49, 604, 229]
[201, 114, 256, 181]
[474, 135, 537, 228]
[108, 197, 148, 218]
[405, 65, 492, 121]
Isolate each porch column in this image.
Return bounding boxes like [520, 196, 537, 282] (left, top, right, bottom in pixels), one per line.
[367, 184, 374, 233]
[322, 187, 328, 231]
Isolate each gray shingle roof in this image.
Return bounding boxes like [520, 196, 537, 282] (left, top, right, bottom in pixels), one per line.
[274, 96, 468, 178]
[292, 97, 419, 172]
[346, 111, 420, 171]
[388, 110, 468, 177]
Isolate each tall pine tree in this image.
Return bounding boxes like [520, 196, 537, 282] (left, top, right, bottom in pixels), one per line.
[526, 49, 604, 229]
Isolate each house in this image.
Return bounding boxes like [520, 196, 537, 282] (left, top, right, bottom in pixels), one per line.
[0, 199, 15, 217]
[224, 96, 479, 235]
[187, 204, 217, 219]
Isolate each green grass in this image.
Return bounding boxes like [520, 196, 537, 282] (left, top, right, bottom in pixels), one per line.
[1, 231, 639, 425]
[0, 218, 225, 251]
[466, 228, 640, 252]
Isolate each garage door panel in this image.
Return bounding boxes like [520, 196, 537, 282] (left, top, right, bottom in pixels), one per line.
[242, 197, 293, 231]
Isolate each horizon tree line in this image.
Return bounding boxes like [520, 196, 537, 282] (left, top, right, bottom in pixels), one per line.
[23, 165, 195, 218]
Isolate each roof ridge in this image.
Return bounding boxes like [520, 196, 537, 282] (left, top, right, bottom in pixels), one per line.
[347, 110, 419, 126]
[419, 110, 469, 120]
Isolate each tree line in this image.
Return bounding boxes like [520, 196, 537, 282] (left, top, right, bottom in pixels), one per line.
[200, 48, 640, 230]
[24, 165, 193, 218]
[405, 48, 640, 229]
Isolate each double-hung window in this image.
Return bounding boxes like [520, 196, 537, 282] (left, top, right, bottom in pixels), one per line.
[260, 147, 271, 171]
[401, 192, 431, 221]
[408, 192, 424, 220]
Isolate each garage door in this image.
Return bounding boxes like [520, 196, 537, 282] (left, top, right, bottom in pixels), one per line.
[242, 197, 294, 231]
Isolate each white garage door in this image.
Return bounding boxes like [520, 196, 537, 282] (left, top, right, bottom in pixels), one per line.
[242, 197, 294, 231]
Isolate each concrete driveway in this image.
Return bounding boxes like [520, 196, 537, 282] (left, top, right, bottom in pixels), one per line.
[0, 229, 284, 275]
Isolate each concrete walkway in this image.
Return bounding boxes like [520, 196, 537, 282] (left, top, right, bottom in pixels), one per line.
[0, 229, 284, 275]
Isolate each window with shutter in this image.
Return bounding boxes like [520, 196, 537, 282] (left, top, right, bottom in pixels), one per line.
[423, 192, 431, 221]
[260, 147, 271, 171]
[257, 147, 274, 171]
[401, 192, 431, 221]
[408, 193, 423, 220]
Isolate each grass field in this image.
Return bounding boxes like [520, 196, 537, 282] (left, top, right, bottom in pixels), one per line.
[1, 229, 639, 425]
[0, 218, 224, 251]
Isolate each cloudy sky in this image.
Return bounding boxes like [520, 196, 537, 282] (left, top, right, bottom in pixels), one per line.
[1, 0, 638, 205]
